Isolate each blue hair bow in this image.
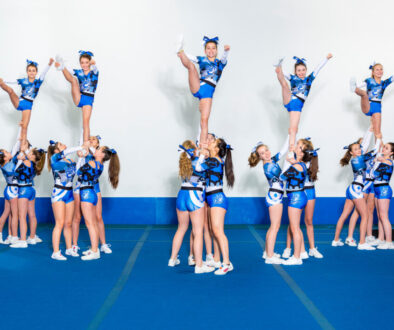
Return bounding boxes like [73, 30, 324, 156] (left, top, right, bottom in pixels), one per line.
[293, 56, 306, 65]
[369, 61, 376, 70]
[26, 59, 38, 67]
[109, 148, 117, 155]
[252, 141, 264, 153]
[226, 144, 233, 151]
[343, 146, 349, 150]
[209, 132, 216, 139]
[96, 135, 102, 141]
[49, 140, 56, 146]
[0, 151, 3, 155]
[79, 50, 94, 57]
[178, 145, 195, 159]
[308, 148, 320, 157]
[37, 148, 47, 153]
[203, 36, 219, 45]
[304, 137, 311, 141]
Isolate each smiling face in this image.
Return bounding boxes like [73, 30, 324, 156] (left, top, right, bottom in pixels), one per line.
[1, 149, 12, 162]
[80, 56, 91, 71]
[350, 144, 362, 157]
[295, 64, 307, 79]
[382, 143, 394, 158]
[204, 42, 218, 59]
[372, 64, 383, 80]
[26, 65, 38, 80]
[207, 134, 216, 146]
[57, 142, 67, 152]
[208, 139, 219, 157]
[89, 136, 100, 149]
[295, 140, 306, 161]
[27, 150, 36, 162]
[256, 145, 271, 162]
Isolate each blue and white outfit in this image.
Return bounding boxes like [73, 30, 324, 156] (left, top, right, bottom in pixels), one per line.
[372, 158, 393, 200]
[361, 129, 375, 194]
[358, 76, 393, 116]
[304, 162, 316, 201]
[77, 155, 103, 206]
[50, 147, 82, 204]
[205, 157, 228, 210]
[1, 137, 20, 200]
[262, 136, 289, 207]
[280, 162, 308, 210]
[283, 57, 329, 112]
[186, 51, 229, 100]
[73, 65, 99, 108]
[15, 159, 36, 201]
[6, 64, 51, 111]
[176, 155, 207, 212]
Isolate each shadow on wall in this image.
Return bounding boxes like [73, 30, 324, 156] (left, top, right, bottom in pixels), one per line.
[0, 95, 22, 133]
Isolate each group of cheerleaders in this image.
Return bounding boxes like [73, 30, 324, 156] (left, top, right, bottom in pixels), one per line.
[0, 51, 121, 261]
[169, 35, 394, 275]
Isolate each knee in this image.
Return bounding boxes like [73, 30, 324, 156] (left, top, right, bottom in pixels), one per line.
[200, 116, 209, 127]
[289, 126, 298, 135]
[212, 226, 223, 238]
[304, 218, 313, 227]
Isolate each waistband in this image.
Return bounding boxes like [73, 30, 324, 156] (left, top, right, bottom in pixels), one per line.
[81, 91, 95, 97]
[181, 186, 204, 192]
[54, 184, 73, 191]
[7, 183, 19, 187]
[268, 188, 284, 194]
[352, 181, 364, 188]
[206, 189, 223, 196]
[365, 178, 374, 182]
[287, 189, 304, 193]
[200, 79, 216, 88]
[21, 96, 33, 102]
[304, 186, 315, 190]
[294, 95, 306, 103]
[370, 100, 381, 104]
[18, 184, 32, 187]
[374, 183, 389, 187]
[80, 186, 94, 191]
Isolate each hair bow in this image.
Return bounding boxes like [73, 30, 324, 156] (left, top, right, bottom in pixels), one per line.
[203, 36, 219, 45]
[308, 148, 320, 157]
[79, 50, 94, 57]
[37, 148, 47, 153]
[109, 148, 117, 154]
[304, 137, 311, 141]
[369, 61, 376, 70]
[0, 151, 4, 155]
[178, 145, 195, 159]
[293, 56, 306, 65]
[96, 135, 102, 141]
[252, 141, 264, 153]
[226, 144, 233, 151]
[209, 132, 216, 139]
[343, 146, 349, 150]
[49, 140, 57, 146]
[26, 59, 38, 67]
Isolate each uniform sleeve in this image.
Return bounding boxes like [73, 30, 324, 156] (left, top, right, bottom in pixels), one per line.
[311, 57, 329, 78]
[370, 138, 382, 156]
[383, 76, 393, 88]
[185, 53, 198, 64]
[39, 64, 51, 81]
[220, 50, 229, 65]
[11, 127, 21, 156]
[277, 135, 290, 161]
[361, 128, 373, 153]
[195, 155, 209, 172]
[63, 146, 83, 156]
[91, 65, 99, 75]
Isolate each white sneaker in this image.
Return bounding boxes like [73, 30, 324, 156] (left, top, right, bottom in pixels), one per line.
[309, 247, 324, 258]
[188, 255, 196, 266]
[386, 242, 394, 250]
[332, 239, 344, 247]
[282, 248, 292, 258]
[214, 263, 234, 275]
[195, 263, 215, 274]
[206, 253, 214, 263]
[300, 251, 309, 259]
[206, 259, 221, 268]
[282, 256, 303, 265]
[34, 235, 43, 243]
[3, 235, 12, 244]
[262, 251, 280, 259]
[65, 248, 79, 257]
[377, 242, 389, 250]
[10, 240, 28, 248]
[350, 77, 357, 92]
[265, 256, 283, 264]
[357, 243, 376, 250]
[81, 250, 100, 261]
[100, 244, 112, 254]
[72, 245, 80, 253]
[82, 249, 92, 256]
[168, 257, 180, 267]
[51, 251, 67, 261]
[273, 57, 285, 67]
[345, 237, 357, 247]
[175, 34, 184, 53]
[26, 236, 37, 245]
[370, 239, 385, 246]
[366, 236, 376, 244]
[10, 236, 19, 244]
[0, 233, 3, 244]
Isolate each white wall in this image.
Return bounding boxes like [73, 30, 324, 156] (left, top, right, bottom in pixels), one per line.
[0, 0, 393, 197]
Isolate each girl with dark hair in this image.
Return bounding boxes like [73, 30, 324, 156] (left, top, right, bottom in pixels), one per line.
[371, 142, 394, 249]
[168, 140, 214, 274]
[350, 63, 393, 139]
[10, 141, 46, 248]
[47, 140, 85, 260]
[176, 35, 230, 146]
[332, 136, 381, 250]
[248, 136, 289, 264]
[77, 146, 119, 260]
[203, 138, 234, 275]
[274, 54, 332, 152]
[55, 51, 98, 146]
[279, 141, 314, 265]
[282, 138, 323, 259]
[0, 58, 54, 145]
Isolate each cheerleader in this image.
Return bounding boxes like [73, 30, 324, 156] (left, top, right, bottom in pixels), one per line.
[332, 137, 381, 249]
[176, 36, 230, 145]
[55, 51, 98, 146]
[0, 58, 54, 145]
[248, 136, 289, 264]
[274, 54, 332, 152]
[350, 63, 392, 139]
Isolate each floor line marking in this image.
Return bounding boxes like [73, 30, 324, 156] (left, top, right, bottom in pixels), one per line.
[248, 226, 335, 330]
[87, 225, 152, 330]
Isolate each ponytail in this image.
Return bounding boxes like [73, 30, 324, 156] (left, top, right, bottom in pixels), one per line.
[300, 139, 319, 181]
[217, 138, 235, 188]
[102, 147, 120, 189]
[0, 149, 6, 167]
[33, 148, 46, 175]
[178, 140, 194, 181]
[248, 152, 260, 167]
[47, 141, 60, 171]
[340, 143, 358, 167]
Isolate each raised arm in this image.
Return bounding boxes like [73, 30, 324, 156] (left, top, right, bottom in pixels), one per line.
[312, 53, 332, 77]
[11, 127, 22, 156]
[361, 127, 373, 153]
[220, 46, 230, 64]
[277, 135, 290, 160]
[39, 58, 54, 81]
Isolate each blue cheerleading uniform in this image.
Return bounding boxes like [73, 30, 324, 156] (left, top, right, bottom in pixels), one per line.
[304, 161, 316, 201]
[73, 65, 99, 108]
[1, 154, 19, 200]
[50, 147, 81, 204]
[15, 160, 36, 201]
[205, 157, 228, 210]
[360, 76, 393, 116]
[186, 51, 228, 100]
[176, 155, 207, 212]
[283, 58, 329, 112]
[77, 156, 103, 206]
[372, 159, 393, 200]
[280, 162, 308, 209]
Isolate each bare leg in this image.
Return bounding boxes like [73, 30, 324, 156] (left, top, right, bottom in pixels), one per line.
[18, 198, 28, 241]
[170, 210, 189, 260]
[10, 198, 18, 237]
[95, 193, 106, 245]
[177, 52, 200, 93]
[82, 106, 92, 145]
[289, 111, 301, 151]
[80, 202, 99, 252]
[334, 199, 354, 241]
[288, 207, 303, 258]
[189, 232, 194, 257]
[27, 199, 37, 238]
[377, 199, 392, 242]
[366, 193, 375, 237]
[371, 113, 382, 139]
[199, 98, 212, 146]
[355, 88, 370, 114]
[0, 200, 10, 233]
[266, 204, 283, 257]
[20, 110, 32, 146]
[275, 66, 291, 105]
[375, 199, 385, 241]
[304, 199, 316, 249]
[0, 80, 20, 108]
[64, 201, 74, 249]
[72, 192, 81, 246]
[348, 206, 359, 238]
[52, 202, 66, 253]
[210, 207, 230, 264]
[189, 207, 205, 267]
[61, 69, 81, 106]
[203, 204, 212, 255]
[353, 198, 368, 244]
[286, 225, 292, 249]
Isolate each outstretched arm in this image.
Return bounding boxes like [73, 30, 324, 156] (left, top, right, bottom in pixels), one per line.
[220, 45, 230, 64]
[11, 127, 22, 156]
[39, 58, 54, 81]
[277, 135, 290, 160]
[361, 126, 373, 153]
[312, 53, 332, 77]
